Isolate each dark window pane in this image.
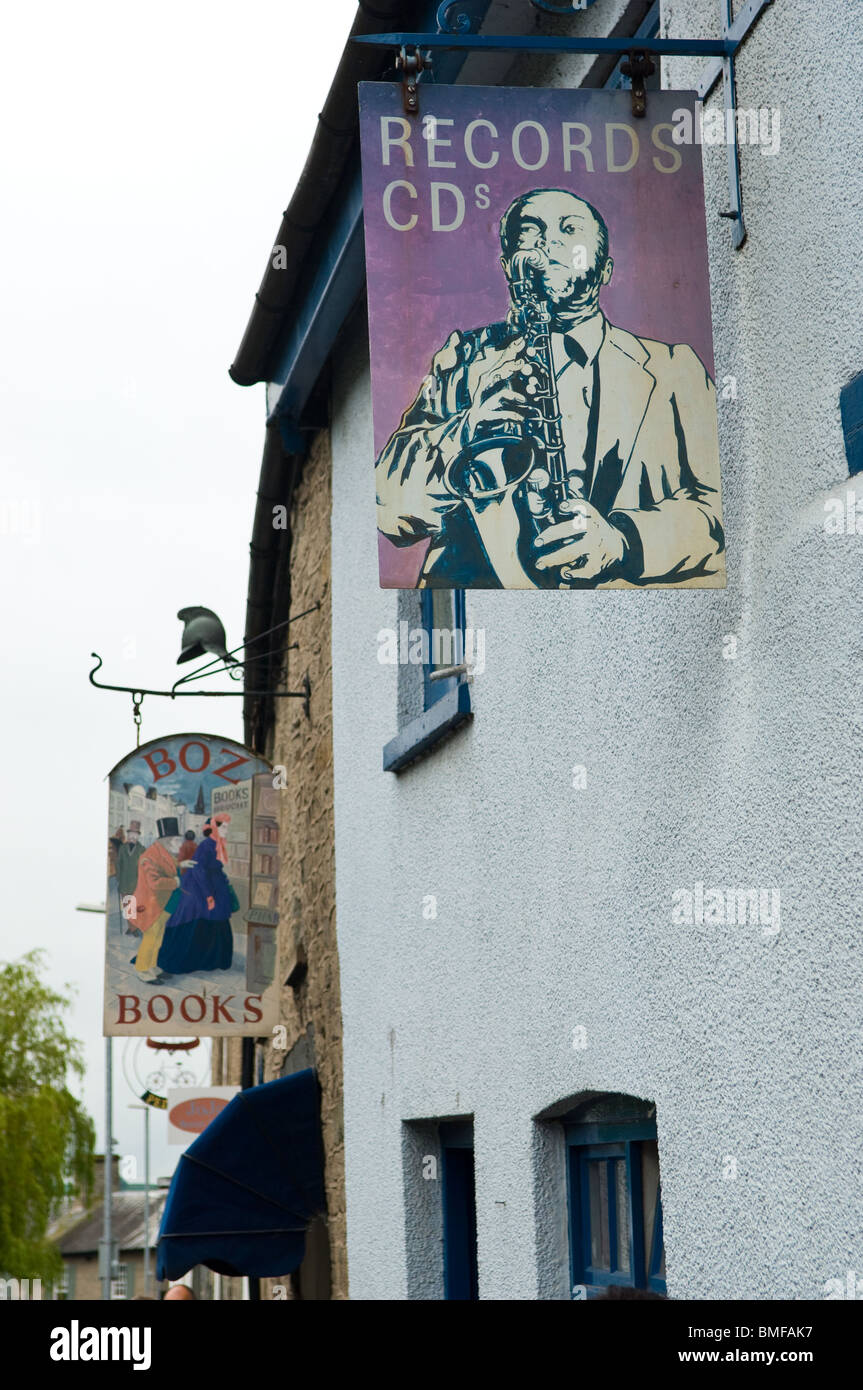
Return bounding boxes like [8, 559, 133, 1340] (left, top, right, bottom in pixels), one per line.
[588, 1160, 611, 1270]
[442, 1145, 479, 1300]
[641, 1139, 660, 1265]
[615, 1159, 631, 1272]
[429, 589, 456, 669]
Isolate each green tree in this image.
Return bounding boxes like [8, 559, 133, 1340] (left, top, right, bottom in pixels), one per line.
[0, 950, 95, 1281]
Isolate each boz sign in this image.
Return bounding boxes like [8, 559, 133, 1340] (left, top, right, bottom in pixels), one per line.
[104, 734, 280, 1036]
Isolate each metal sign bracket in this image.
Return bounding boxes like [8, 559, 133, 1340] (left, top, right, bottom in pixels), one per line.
[395, 44, 433, 116]
[87, 604, 320, 723]
[699, 0, 776, 249]
[356, 0, 776, 247]
[620, 49, 655, 119]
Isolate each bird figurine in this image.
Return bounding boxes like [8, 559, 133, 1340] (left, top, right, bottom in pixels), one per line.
[176, 607, 238, 666]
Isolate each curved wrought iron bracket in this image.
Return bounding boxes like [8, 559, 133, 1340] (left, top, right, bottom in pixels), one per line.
[88, 601, 319, 719]
[88, 654, 312, 716]
[169, 643, 298, 694]
[436, 2, 477, 34]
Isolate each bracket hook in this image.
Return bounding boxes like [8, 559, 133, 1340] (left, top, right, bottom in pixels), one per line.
[132, 691, 144, 747]
[620, 49, 655, 119]
[395, 44, 431, 116]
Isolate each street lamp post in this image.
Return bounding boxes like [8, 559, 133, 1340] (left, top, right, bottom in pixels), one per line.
[129, 1103, 151, 1294]
[103, 1038, 113, 1299]
[76, 901, 114, 1301]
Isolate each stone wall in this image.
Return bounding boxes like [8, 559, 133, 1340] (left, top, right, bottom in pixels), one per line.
[215, 429, 346, 1300]
[269, 428, 346, 1299]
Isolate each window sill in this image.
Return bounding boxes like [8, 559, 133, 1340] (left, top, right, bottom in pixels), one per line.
[383, 680, 472, 773]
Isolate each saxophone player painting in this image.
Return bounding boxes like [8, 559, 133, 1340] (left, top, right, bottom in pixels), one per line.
[360, 85, 726, 590]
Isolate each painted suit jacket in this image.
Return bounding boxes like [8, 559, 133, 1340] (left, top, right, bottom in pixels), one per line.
[375, 316, 725, 588]
[131, 843, 179, 934]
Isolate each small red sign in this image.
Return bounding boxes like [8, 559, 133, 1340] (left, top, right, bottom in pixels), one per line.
[168, 1096, 230, 1134]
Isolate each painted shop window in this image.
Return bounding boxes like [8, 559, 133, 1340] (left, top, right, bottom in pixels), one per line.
[440, 1120, 479, 1301]
[565, 1095, 666, 1298]
[383, 588, 472, 772]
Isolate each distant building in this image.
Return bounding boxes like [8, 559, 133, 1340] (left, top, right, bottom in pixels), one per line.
[110, 784, 192, 846]
[51, 1157, 167, 1300]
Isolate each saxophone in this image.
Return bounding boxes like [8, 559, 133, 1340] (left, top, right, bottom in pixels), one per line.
[446, 248, 586, 585]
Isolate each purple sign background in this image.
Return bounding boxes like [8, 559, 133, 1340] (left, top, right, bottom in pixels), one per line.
[360, 84, 717, 588]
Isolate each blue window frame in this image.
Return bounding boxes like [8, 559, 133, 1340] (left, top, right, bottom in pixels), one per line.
[383, 588, 472, 772]
[565, 1110, 666, 1298]
[440, 1119, 479, 1300]
[647, 1176, 666, 1294]
[420, 588, 466, 710]
[840, 370, 863, 476]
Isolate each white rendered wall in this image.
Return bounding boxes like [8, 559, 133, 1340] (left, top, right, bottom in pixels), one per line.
[327, 0, 863, 1299]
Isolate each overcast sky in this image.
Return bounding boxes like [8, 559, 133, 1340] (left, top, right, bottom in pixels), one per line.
[0, 0, 358, 1182]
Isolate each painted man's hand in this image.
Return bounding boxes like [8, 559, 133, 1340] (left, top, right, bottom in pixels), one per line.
[460, 339, 542, 445]
[533, 499, 626, 584]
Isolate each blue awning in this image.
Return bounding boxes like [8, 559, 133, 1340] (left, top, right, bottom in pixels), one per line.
[156, 1069, 326, 1280]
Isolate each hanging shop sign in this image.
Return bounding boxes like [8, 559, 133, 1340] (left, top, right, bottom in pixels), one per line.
[166, 1087, 240, 1144]
[104, 735, 280, 1037]
[359, 83, 725, 591]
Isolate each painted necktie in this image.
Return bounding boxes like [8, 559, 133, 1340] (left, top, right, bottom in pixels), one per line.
[553, 334, 598, 501]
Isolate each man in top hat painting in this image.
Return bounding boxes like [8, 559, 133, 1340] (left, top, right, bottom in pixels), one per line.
[130, 817, 183, 984]
[115, 820, 145, 931]
[116, 822, 144, 898]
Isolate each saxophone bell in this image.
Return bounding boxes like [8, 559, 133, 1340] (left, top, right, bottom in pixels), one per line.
[445, 242, 583, 588]
[445, 431, 538, 504]
[444, 250, 551, 505]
